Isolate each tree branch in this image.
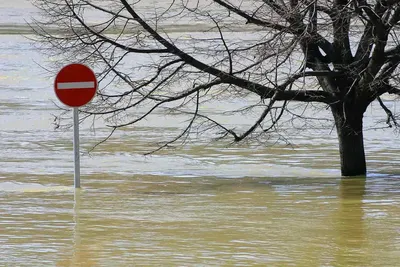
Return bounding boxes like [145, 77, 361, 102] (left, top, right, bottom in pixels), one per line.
[213, 0, 293, 32]
[145, 91, 201, 154]
[377, 96, 399, 128]
[64, 1, 169, 54]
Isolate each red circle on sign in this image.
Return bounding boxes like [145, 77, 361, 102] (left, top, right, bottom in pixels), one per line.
[54, 64, 97, 107]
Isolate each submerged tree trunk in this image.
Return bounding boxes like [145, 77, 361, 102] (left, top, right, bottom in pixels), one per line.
[331, 105, 367, 176]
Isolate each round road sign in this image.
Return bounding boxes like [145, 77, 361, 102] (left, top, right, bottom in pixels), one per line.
[54, 63, 97, 107]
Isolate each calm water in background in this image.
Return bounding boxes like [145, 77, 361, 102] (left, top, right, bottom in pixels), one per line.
[1, 1, 400, 266]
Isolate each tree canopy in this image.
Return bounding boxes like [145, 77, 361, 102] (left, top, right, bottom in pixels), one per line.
[33, 0, 400, 176]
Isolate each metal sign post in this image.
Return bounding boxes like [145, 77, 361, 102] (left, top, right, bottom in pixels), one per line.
[73, 107, 80, 188]
[54, 63, 97, 188]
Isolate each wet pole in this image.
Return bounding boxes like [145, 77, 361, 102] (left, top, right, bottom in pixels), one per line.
[73, 107, 80, 188]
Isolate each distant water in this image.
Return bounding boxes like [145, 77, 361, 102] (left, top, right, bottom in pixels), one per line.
[0, 0, 37, 24]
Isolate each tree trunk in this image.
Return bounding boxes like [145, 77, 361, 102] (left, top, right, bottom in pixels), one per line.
[331, 105, 367, 176]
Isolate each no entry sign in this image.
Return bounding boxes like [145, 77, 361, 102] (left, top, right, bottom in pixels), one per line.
[54, 63, 97, 107]
[54, 63, 98, 188]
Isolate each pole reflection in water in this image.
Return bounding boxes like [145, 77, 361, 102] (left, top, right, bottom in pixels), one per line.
[72, 189, 81, 265]
[57, 189, 99, 267]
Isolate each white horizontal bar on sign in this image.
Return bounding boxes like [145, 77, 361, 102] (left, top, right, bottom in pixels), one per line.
[57, 81, 95, 90]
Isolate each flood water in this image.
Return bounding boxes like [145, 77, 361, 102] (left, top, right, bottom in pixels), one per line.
[1, 1, 400, 266]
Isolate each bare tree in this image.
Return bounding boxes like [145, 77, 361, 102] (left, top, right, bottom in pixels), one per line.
[32, 0, 400, 176]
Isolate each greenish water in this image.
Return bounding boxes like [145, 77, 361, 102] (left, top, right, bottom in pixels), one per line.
[1, 175, 399, 266]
